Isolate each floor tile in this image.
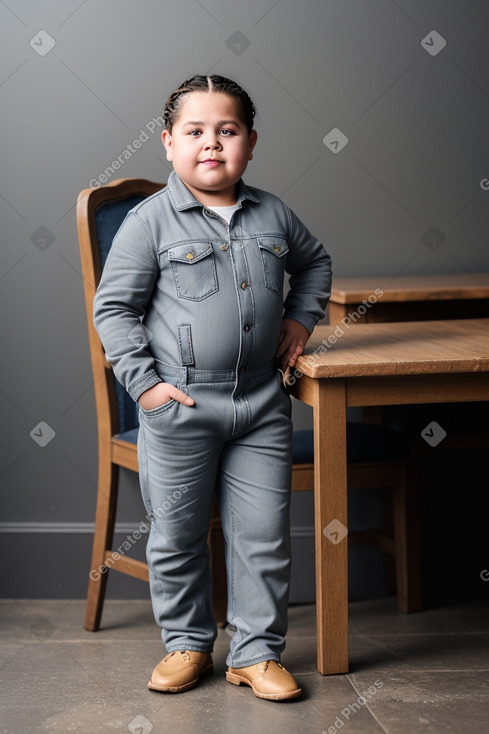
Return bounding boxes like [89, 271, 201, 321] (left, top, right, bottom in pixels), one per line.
[349, 633, 489, 673]
[1, 598, 488, 733]
[350, 671, 489, 734]
[348, 597, 479, 635]
[0, 598, 158, 641]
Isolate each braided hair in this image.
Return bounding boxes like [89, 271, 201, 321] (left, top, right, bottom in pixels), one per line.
[163, 75, 256, 133]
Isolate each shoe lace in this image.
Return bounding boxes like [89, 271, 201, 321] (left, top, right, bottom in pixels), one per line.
[162, 650, 192, 664]
[257, 661, 270, 673]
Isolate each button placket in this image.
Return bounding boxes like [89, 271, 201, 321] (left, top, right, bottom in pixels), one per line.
[231, 240, 254, 371]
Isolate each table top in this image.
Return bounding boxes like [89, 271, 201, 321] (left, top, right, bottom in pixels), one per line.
[330, 273, 489, 304]
[296, 318, 489, 378]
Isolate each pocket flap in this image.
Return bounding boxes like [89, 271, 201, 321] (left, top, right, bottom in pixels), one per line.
[168, 242, 213, 264]
[257, 238, 289, 258]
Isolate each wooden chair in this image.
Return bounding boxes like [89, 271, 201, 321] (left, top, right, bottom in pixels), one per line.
[77, 177, 419, 635]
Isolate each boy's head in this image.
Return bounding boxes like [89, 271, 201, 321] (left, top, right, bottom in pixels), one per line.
[161, 75, 257, 206]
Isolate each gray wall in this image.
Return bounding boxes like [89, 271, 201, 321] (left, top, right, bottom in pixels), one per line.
[1, 1, 488, 604]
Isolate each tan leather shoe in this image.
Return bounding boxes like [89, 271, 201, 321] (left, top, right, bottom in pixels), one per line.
[226, 660, 302, 701]
[148, 650, 213, 693]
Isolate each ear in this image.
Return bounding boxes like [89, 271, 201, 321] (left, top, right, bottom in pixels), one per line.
[161, 129, 173, 161]
[247, 129, 258, 160]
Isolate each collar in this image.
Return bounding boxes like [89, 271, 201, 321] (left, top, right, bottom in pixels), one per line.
[166, 170, 260, 211]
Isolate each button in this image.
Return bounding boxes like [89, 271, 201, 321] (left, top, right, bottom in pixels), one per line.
[220, 244, 228, 251]
[274, 246, 281, 253]
[185, 252, 194, 260]
[244, 325, 250, 332]
[241, 281, 248, 290]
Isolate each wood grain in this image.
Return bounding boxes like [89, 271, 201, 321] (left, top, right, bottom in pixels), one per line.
[296, 318, 489, 378]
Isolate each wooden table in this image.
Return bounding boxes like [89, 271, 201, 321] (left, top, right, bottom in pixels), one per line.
[329, 273, 489, 324]
[289, 318, 489, 675]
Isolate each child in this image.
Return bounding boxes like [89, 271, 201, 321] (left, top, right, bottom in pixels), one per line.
[93, 74, 332, 701]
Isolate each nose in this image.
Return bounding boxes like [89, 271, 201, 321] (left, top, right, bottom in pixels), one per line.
[203, 133, 222, 150]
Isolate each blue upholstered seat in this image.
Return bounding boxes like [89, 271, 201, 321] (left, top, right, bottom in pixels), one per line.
[115, 427, 139, 444]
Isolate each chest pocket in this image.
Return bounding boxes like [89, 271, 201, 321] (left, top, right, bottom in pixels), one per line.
[257, 238, 289, 294]
[167, 242, 218, 301]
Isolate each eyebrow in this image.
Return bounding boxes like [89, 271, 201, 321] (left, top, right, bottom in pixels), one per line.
[182, 120, 241, 127]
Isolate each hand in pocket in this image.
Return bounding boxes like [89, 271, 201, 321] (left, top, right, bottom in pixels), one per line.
[138, 382, 194, 411]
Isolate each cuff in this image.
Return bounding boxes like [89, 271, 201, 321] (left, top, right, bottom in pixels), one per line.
[283, 311, 318, 335]
[128, 370, 162, 402]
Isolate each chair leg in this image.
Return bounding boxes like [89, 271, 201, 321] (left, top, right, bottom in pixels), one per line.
[208, 496, 227, 626]
[392, 460, 421, 612]
[84, 460, 119, 631]
[381, 487, 397, 595]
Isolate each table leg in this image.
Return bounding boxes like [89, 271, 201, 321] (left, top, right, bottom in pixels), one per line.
[313, 378, 349, 674]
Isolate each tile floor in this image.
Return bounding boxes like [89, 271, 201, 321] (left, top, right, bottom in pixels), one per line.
[1, 597, 488, 733]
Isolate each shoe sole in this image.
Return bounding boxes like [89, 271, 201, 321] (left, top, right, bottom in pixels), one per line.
[148, 663, 214, 693]
[225, 671, 302, 701]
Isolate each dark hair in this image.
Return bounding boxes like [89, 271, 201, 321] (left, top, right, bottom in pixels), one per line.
[163, 75, 256, 133]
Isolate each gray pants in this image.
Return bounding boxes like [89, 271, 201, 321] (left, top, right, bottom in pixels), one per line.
[137, 359, 293, 668]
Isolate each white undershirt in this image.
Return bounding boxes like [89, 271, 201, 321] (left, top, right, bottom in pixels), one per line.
[207, 204, 240, 224]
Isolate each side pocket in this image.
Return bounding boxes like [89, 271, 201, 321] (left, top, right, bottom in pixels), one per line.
[138, 398, 178, 418]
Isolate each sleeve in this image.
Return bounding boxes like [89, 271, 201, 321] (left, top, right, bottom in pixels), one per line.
[92, 211, 163, 402]
[283, 205, 333, 333]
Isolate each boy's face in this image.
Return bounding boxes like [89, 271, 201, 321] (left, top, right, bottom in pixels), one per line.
[161, 91, 257, 207]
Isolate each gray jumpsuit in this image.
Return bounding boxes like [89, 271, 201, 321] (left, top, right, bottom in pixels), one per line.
[93, 171, 332, 667]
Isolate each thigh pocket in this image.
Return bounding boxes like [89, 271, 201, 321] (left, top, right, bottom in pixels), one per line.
[257, 237, 288, 294]
[168, 242, 218, 301]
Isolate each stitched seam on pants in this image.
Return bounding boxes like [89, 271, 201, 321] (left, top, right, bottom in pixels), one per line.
[138, 421, 169, 620]
[224, 477, 237, 622]
[148, 534, 168, 621]
[243, 395, 251, 430]
[137, 417, 152, 517]
[231, 396, 237, 437]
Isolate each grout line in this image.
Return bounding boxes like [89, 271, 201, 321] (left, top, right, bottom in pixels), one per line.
[347, 673, 391, 733]
[349, 631, 489, 637]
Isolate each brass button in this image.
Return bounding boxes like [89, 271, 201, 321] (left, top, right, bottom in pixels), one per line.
[244, 325, 250, 332]
[274, 246, 281, 253]
[241, 281, 248, 290]
[220, 244, 228, 251]
[185, 252, 194, 260]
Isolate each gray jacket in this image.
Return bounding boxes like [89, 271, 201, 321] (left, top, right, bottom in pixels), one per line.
[93, 171, 332, 401]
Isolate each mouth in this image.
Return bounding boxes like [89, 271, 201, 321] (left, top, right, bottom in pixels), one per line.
[200, 159, 222, 167]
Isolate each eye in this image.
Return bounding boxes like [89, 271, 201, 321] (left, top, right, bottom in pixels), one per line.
[220, 128, 236, 136]
[189, 130, 202, 136]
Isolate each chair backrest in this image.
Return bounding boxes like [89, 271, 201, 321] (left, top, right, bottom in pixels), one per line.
[76, 178, 165, 437]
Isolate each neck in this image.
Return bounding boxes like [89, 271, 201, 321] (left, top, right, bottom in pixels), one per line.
[181, 180, 238, 207]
